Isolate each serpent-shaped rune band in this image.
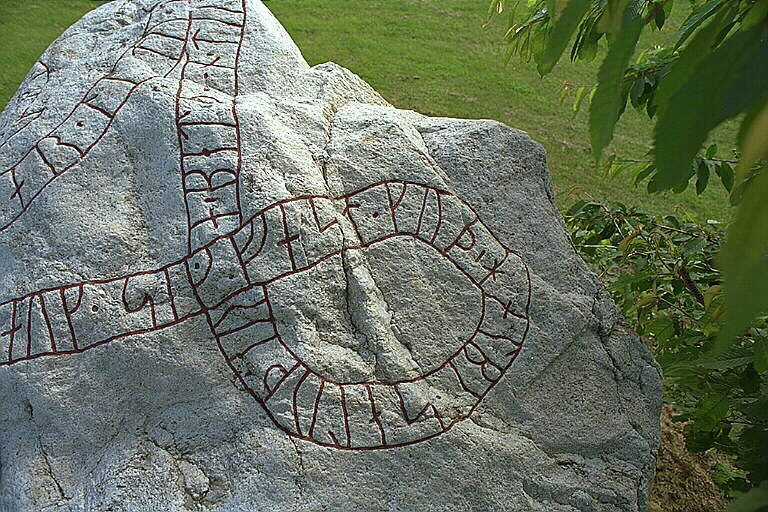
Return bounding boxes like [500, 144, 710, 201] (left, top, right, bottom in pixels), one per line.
[0, 0, 532, 450]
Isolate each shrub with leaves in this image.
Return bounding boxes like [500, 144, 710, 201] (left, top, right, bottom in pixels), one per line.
[565, 200, 768, 503]
[488, 0, 768, 350]
[489, 0, 768, 505]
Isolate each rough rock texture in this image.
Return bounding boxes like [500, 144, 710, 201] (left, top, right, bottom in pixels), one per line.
[0, 1, 662, 511]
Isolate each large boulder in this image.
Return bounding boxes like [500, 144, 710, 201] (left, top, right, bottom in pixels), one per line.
[0, 1, 662, 510]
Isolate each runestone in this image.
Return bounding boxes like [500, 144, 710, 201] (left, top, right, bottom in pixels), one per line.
[0, 1, 662, 511]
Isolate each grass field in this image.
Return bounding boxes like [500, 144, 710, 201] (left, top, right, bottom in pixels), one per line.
[0, 0, 735, 222]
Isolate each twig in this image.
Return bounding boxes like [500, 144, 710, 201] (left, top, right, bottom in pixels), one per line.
[721, 419, 768, 427]
[657, 296, 698, 321]
[679, 263, 705, 305]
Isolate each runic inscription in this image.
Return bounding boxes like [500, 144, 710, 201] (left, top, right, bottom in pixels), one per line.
[0, 1, 532, 450]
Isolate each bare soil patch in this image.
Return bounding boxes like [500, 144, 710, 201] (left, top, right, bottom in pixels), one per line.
[649, 406, 728, 512]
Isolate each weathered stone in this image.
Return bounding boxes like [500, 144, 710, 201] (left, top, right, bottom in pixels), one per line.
[0, 1, 662, 511]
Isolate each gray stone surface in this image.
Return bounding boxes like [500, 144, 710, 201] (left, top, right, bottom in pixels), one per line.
[0, 1, 662, 511]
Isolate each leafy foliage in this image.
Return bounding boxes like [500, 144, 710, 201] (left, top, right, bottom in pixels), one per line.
[491, 0, 768, 504]
[566, 200, 768, 501]
[731, 481, 768, 512]
[590, 17, 644, 159]
[491, 0, 768, 353]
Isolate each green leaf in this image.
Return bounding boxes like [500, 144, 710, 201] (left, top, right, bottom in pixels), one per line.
[536, 0, 594, 75]
[713, 462, 749, 492]
[741, 0, 768, 29]
[746, 400, 768, 421]
[572, 86, 587, 117]
[696, 160, 710, 195]
[566, 199, 589, 216]
[729, 481, 768, 512]
[590, 17, 644, 160]
[739, 427, 768, 484]
[602, 154, 617, 177]
[488, 0, 504, 16]
[736, 102, 768, 185]
[654, 25, 768, 190]
[597, 0, 631, 34]
[571, 10, 601, 61]
[658, 10, 725, 113]
[694, 345, 754, 369]
[683, 237, 706, 255]
[718, 168, 768, 350]
[740, 365, 761, 394]
[716, 162, 735, 191]
[754, 338, 768, 374]
[673, 174, 691, 193]
[629, 77, 646, 108]
[684, 425, 719, 452]
[531, 22, 549, 54]
[696, 356, 754, 370]
[703, 285, 722, 309]
[579, 34, 599, 61]
[663, 0, 675, 22]
[647, 315, 676, 343]
[671, 0, 725, 49]
[634, 164, 656, 184]
[646, 95, 658, 118]
[693, 393, 729, 431]
[714, 50, 768, 128]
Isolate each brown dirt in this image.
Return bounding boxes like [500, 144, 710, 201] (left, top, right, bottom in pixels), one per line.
[648, 406, 728, 512]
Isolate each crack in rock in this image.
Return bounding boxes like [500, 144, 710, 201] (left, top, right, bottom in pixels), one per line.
[287, 437, 306, 499]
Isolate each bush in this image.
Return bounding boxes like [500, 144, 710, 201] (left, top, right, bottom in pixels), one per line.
[565, 199, 768, 496]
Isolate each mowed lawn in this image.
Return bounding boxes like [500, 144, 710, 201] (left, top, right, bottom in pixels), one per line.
[0, 0, 734, 221]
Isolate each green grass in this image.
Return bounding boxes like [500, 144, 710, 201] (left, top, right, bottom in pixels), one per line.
[0, 1, 110, 96]
[0, 0, 736, 221]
